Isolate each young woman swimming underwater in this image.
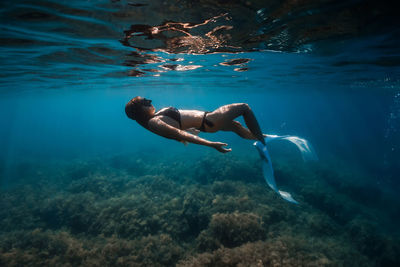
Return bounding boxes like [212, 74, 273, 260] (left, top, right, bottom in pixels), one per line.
[125, 96, 266, 153]
[125, 96, 318, 203]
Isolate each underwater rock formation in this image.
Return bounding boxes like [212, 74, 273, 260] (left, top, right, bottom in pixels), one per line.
[200, 212, 265, 249]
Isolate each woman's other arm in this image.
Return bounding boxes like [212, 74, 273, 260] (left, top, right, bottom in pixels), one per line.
[148, 117, 231, 153]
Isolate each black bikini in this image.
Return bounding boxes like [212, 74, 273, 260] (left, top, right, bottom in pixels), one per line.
[198, 111, 214, 131]
[155, 107, 182, 128]
[154, 107, 214, 132]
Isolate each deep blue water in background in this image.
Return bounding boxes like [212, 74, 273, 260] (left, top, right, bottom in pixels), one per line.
[1, 1, 400, 262]
[1, 0, 399, 185]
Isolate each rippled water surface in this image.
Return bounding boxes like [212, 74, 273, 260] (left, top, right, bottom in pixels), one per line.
[1, 0, 400, 266]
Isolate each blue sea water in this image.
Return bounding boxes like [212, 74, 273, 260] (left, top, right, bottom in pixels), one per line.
[1, 0, 400, 265]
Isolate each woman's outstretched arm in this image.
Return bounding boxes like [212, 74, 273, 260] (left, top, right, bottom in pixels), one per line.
[148, 117, 231, 153]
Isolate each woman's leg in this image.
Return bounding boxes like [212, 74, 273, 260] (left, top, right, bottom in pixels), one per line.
[206, 103, 266, 144]
[222, 120, 256, 140]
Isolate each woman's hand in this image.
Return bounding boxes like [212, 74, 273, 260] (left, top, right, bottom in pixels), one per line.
[211, 142, 232, 153]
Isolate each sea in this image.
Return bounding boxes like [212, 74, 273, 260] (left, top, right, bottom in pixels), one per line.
[0, 0, 399, 266]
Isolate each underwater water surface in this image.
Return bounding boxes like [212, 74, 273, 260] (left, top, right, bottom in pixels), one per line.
[1, 0, 400, 266]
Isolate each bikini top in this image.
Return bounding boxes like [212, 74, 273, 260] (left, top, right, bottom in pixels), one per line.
[154, 107, 214, 131]
[154, 107, 182, 128]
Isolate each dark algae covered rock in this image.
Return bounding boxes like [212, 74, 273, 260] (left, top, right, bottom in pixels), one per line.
[197, 212, 265, 249]
[1, 154, 399, 266]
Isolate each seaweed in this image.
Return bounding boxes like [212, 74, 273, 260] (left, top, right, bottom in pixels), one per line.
[1, 153, 400, 266]
[197, 212, 265, 250]
[179, 236, 370, 267]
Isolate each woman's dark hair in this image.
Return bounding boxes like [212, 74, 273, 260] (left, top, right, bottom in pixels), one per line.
[125, 96, 153, 128]
[125, 96, 142, 120]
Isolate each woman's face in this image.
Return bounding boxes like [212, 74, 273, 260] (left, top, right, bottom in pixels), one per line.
[140, 97, 155, 115]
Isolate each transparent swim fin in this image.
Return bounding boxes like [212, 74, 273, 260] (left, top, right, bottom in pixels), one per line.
[264, 134, 318, 162]
[278, 190, 298, 204]
[254, 141, 299, 204]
